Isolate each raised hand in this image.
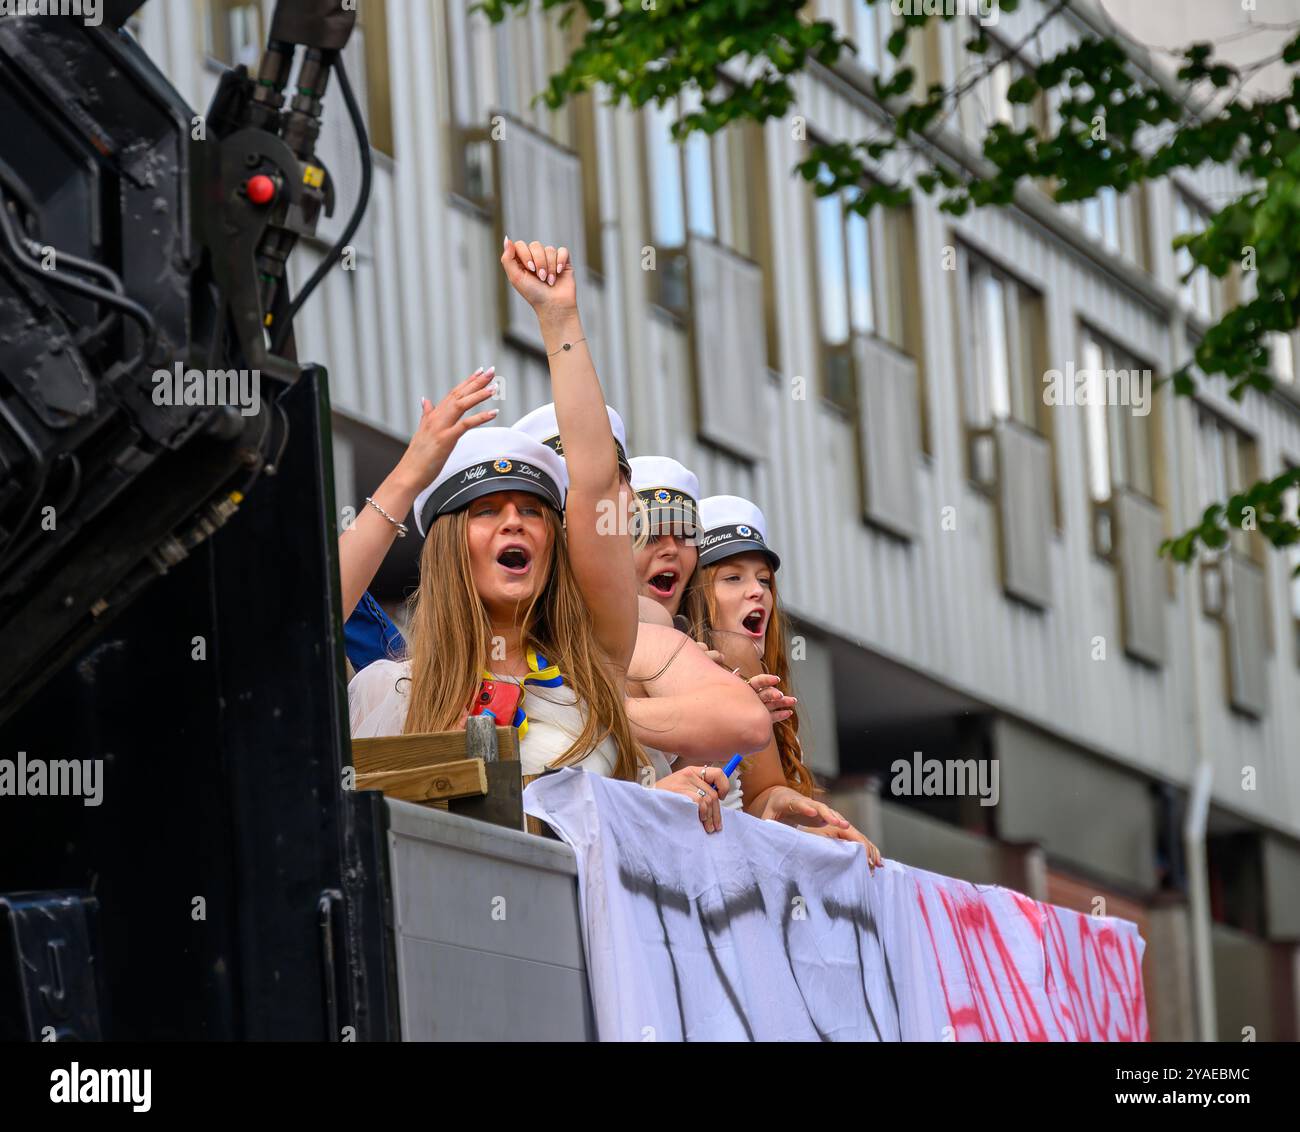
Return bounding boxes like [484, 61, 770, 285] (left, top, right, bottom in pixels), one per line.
[338, 368, 498, 618]
[392, 368, 499, 494]
[501, 236, 575, 322]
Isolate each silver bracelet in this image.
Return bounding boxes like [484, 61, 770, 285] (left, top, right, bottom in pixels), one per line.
[364, 496, 408, 537]
[547, 336, 586, 357]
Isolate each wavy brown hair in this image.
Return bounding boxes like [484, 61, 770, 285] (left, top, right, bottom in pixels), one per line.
[400, 504, 647, 780]
[681, 560, 816, 796]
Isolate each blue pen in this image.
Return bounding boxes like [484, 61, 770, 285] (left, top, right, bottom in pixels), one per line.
[711, 754, 743, 793]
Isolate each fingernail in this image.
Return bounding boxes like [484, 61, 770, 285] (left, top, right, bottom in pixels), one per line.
[488, 409, 499, 417]
[527, 260, 536, 272]
[548, 273, 556, 285]
[484, 366, 495, 376]
[503, 235, 510, 247]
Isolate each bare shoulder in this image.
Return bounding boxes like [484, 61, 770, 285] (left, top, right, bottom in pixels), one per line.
[637, 595, 674, 627]
[630, 623, 726, 693]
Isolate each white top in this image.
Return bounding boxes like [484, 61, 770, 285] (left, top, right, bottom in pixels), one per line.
[348, 659, 672, 782]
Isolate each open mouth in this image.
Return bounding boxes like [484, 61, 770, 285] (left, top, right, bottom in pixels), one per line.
[648, 570, 677, 598]
[496, 545, 532, 575]
[742, 609, 766, 637]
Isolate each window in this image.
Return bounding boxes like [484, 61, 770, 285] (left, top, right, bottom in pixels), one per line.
[1197, 409, 1260, 561]
[1270, 331, 1297, 385]
[963, 252, 1045, 434]
[1174, 190, 1219, 324]
[643, 98, 715, 313]
[206, 0, 262, 69]
[1196, 409, 1270, 711]
[1284, 477, 1300, 606]
[355, 0, 394, 157]
[957, 32, 1045, 143]
[1077, 184, 1150, 268]
[977, 58, 1013, 128]
[1081, 188, 1120, 252]
[852, 0, 894, 77]
[641, 98, 773, 344]
[1282, 473, 1300, 663]
[645, 99, 715, 249]
[1078, 328, 1161, 558]
[811, 164, 917, 411]
[446, 1, 584, 205]
[1080, 329, 1158, 505]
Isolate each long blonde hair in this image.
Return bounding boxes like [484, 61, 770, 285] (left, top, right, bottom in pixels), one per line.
[682, 560, 816, 796]
[400, 505, 647, 780]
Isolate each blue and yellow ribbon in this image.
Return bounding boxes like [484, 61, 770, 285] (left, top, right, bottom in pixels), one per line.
[481, 647, 565, 738]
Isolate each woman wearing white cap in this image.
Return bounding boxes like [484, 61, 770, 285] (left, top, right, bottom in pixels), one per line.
[628, 456, 701, 624]
[342, 237, 743, 832]
[684, 495, 883, 866]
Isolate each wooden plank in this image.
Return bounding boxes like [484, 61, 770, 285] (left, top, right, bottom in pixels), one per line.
[449, 761, 525, 830]
[356, 759, 488, 803]
[522, 773, 560, 839]
[352, 727, 517, 775]
[466, 714, 500, 762]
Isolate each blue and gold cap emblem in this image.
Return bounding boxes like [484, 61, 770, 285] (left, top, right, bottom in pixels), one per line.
[494, 458, 513, 473]
[654, 489, 671, 503]
[737, 524, 752, 537]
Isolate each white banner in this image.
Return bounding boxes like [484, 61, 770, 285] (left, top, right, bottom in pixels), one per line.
[524, 770, 1149, 1042]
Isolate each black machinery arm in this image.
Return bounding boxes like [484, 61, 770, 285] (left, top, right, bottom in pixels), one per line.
[0, 0, 361, 720]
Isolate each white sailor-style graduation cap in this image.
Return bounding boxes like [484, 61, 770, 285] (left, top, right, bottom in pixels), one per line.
[697, 494, 781, 571]
[628, 455, 701, 536]
[413, 426, 568, 536]
[512, 402, 632, 478]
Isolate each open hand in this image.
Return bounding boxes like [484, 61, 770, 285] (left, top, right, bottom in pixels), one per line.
[392, 369, 499, 493]
[759, 784, 847, 831]
[759, 786, 883, 871]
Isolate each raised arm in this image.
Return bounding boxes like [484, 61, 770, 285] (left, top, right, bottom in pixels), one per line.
[501, 236, 637, 670]
[338, 371, 497, 617]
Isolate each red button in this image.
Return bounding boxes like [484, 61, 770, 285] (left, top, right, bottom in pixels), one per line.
[246, 174, 276, 205]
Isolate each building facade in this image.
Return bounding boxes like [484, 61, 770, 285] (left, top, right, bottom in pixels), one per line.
[134, 0, 1300, 1040]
